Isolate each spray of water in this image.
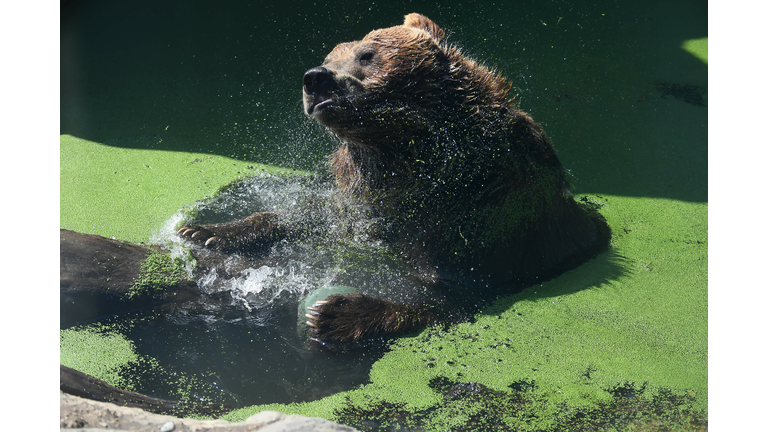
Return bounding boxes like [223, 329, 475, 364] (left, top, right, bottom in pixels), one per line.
[152, 173, 397, 319]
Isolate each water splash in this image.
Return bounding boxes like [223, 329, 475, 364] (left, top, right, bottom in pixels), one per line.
[153, 173, 346, 314]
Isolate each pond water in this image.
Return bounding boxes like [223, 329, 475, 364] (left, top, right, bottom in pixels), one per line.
[67, 173, 456, 407]
[60, 0, 707, 414]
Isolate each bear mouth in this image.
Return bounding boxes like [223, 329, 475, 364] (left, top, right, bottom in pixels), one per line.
[309, 98, 334, 115]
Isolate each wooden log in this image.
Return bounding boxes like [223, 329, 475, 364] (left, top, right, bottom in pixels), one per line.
[59, 229, 200, 327]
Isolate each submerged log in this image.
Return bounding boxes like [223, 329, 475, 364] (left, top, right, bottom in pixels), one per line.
[60, 230, 250, 413]
[60, 364, 233, 417]
[59, 229, 200, 327]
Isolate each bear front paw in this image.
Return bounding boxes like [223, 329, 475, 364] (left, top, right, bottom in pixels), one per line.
[177, 225, 223, 248]
[176, 225, 230, 250]
[177, 212, 286, 254]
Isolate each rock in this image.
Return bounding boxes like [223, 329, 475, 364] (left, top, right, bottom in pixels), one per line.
[243, 411, 359, 431]
[60, 391, 359, 431]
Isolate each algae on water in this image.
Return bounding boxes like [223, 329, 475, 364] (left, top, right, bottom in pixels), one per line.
[127, 252, 189, 300]
[60, 326, 140, 390]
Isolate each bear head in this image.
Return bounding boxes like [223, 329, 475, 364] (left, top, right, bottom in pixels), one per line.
[302, 14, 511, 148]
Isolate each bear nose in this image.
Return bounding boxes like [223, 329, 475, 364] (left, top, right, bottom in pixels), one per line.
[303, 67, 334, 94]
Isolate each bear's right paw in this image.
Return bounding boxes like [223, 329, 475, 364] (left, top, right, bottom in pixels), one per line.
[176, 213, 285, 254]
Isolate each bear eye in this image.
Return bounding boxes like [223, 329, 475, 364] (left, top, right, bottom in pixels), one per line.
[358, 51, 375, 64]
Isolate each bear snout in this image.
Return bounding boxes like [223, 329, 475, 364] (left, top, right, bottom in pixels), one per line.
[303, 66, 340, 118]
[303, 67, 335, 96]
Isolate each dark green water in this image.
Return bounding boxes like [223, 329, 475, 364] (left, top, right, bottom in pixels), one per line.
[61, 0, 706, 201]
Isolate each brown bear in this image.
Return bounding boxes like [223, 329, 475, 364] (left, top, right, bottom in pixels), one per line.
[179, 13, 610, 346]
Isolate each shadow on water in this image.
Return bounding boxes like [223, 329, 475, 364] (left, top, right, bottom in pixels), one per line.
[501, 248, 630, 306]
[61, 0, 706, 201]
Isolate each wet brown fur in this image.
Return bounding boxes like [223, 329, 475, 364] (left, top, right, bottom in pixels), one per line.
[301, 14, 611, 344]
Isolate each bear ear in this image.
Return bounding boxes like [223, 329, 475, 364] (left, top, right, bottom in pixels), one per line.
[404, 13, 445, 44]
